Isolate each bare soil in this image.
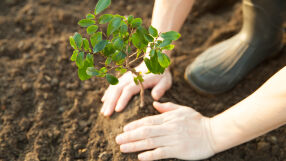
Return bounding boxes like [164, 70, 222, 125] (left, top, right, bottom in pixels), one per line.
[0, 0, 286, 160]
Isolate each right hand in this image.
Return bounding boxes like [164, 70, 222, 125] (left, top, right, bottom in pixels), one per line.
[101, 63, 172, 116]
[116, 102, 215, 160]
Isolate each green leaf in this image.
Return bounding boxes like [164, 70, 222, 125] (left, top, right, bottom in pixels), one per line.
[106, 74, 119, 85]
[73, 32, 83, 49]
[112, 51, 126, 62]
[70, 50, 78, 61]
[161, 31, 181, 41]
[130, 18, 142, 28]
[157, 51, 170, 68]
[99, 14, 113, 24]
[155, 40, 163, 47]
[90, 32, 102, 47]
[133, 77, 139, 85]
[159, 39, 172, 47]
[107, 17, 121, 36]
[86, 53, 94, 65]
[105, 57, 112, 65]
[86, 13, 95, 20]
[150, 49, 156, 57]
[148, 26, 158, 37]
[137, 75, 144, 82]
[103, 43, 116, 56]
[136, 49, 142, 58]
[78, 19, 96, 27]
[78, 56, 95, 80]
[131, 30, 148, 50]
[162, 44, 175, 50]
[113, 37, 124, 50]
[78, 61, 92, 81]
[78, 68, 91, 80]
[127, 15, 134, 24]
[144, 34, 154, 42]
[95, 0, 111, 15]
[120, 21, 128, 34]
[86, 67, 100, 76]
[100, 67, 107, 74]
[69, 36, 77, 49]
[93, 40, 108, 53]
[115, 67, 127, 74]
[133, 75, 144, 85]
[76, 52, 85, 68]
[82, 38, 89, 51]
[87, 25, 98, 35]
[144, 52, 165, 74]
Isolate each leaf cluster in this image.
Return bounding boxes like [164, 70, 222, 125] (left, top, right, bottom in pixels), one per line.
[69, 0, 180, 85]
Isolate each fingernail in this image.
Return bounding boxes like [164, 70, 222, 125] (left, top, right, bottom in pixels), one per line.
[152, 92, 159, 100]
[104, 110, 109, 116]
[115, 106, 119, 112]
[115, 135, 122, 144]
[120, 144, 128, 152]
[123, 125, 130, 131]
[138, 154, 145, 160]
[153, 101, 159, 106]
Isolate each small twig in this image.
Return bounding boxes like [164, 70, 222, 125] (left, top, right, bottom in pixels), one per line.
[138, 81, 144, 107]
[129, 51, 139, 58]
[127, 67, 144, 107]
[129, 55, 145, 66]
[100, 29, 108, 39]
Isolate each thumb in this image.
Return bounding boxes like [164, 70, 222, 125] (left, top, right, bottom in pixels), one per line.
[151, 74, 171, 100]
[153, 101, 183, 113]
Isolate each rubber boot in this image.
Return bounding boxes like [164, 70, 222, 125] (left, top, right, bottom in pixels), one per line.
[184, 0, 285, 94]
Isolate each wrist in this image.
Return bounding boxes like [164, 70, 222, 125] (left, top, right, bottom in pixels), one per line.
[201, 117, 216, 156]
[209, 113, 246, 154]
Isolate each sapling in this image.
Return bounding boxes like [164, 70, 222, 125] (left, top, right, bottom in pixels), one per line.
[69, 0, 181, 107]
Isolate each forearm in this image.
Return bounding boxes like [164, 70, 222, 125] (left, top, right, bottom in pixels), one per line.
[151, 0, 194, 57]
[210, 67, 286, 153]
[152, 0, 194, 33]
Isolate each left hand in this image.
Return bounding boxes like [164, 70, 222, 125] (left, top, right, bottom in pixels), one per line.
[115, 102, 216, 161]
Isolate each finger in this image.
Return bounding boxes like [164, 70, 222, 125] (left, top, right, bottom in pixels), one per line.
[101, 88, 108, 102]
[115, 75, 161, 112]
[116, 125, 169, 144]
[138, 147, 173, 161]
[102, 86, 123, 116]
[100, 87, 112, 113]
[115, 85, 140, 112]
[102, 72, 132, 103]
[100, 91, 109, 112]
[119, 135, 171, 153]
[123, 115, 164, 132]
[151, 73, 172, 100]
[153, 101, 183, 113]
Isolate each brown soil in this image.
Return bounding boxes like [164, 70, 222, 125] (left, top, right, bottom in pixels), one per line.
[0, 0, 286, 161]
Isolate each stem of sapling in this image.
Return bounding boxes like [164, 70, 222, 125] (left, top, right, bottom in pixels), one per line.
[138, 79, 144, 107]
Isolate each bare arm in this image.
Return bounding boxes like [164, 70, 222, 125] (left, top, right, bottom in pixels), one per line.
[152, 0, 195, 33]
[211, 66, 286, 153]
[116, 67, 286, 160]
[151, 0, 194, 56]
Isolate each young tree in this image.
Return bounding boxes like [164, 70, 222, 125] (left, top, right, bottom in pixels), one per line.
[69, 0, 181, 107]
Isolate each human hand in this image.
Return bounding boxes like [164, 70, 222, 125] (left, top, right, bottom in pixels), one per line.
[115, 102, 216, 161]
[101, 63, 172, 116]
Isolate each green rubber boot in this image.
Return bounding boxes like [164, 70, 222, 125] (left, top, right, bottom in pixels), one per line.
[184, 0, 285, 94]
